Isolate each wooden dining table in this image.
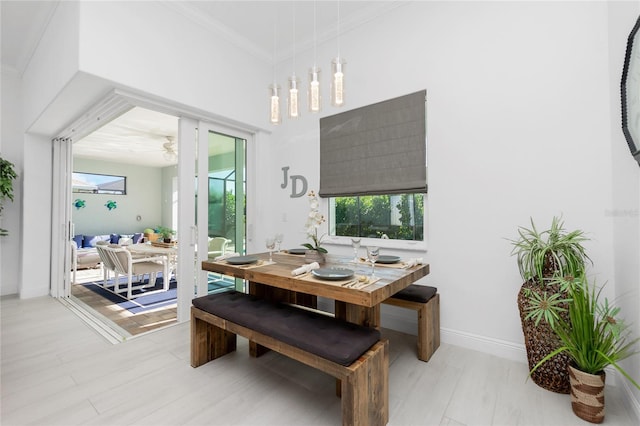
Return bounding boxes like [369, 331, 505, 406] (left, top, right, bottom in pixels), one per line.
[202, 250, 430, 405]
[201, 251, 430, 329]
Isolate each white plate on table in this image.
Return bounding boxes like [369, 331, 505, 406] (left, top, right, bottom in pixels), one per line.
[311, 268, 354, 281]
[377, 255, 401, 264]
[226, 256, 258, 265]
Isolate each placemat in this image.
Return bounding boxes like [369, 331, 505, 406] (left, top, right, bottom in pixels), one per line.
[215, 259, 275, 269]
[356, 258, 416, 269]
[298, 273, 380, 289]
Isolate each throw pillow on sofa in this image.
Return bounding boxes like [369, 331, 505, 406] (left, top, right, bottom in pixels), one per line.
[83, 235, 110, 248]
[72, 235, 83, 248]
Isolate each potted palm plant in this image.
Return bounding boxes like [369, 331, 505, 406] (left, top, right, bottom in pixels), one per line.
[509, 216, 591, 393]
[530, 275, 640, 423]
[156, 226, 175, 243]
[0, 157, 18, 237]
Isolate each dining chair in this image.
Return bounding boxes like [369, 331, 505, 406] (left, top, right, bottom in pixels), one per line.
[95, 241, 117, 288]
[208, 237, 231, 258]
[101, 245, 168, 299]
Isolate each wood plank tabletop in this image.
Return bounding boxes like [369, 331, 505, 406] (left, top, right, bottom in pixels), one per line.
[201, 251, 430, 308]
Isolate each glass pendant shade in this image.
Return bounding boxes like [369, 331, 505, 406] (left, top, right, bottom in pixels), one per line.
[269, 84, 281, 125]
[308, 66, 321, 113]
[288, 75, 300, 118]
[331, 57, 346, 107]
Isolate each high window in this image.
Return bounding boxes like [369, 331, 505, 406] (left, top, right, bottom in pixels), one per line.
[72, 172, 126, 195]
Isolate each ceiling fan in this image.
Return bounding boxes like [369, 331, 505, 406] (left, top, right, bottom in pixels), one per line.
[163, 136, 178, 161]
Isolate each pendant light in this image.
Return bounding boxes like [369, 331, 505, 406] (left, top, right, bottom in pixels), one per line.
[269, 20, 281, 125]
[331, 0, 346, 107]
[269, 84, 281, 125]
[288, 3, 300, 119]
[308, 0, 321, 113]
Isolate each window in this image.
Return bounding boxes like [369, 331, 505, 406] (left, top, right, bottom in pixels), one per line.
[72, 172, 126, 195]
[329, 193, 424, 241]
[320, 91, 427, 242]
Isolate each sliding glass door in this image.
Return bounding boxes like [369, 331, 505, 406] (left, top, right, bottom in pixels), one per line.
[197, 126, 247, 296]
[176, 121, 249, 320]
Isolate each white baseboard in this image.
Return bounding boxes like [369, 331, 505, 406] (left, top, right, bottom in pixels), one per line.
[619, 377, 640, 423]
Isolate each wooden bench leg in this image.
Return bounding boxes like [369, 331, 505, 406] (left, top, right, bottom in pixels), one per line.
[191, 313, 237, 367]
[417, 293, 440, 362]
[340, 340, 389, 426]
[249, 341, 270, 357]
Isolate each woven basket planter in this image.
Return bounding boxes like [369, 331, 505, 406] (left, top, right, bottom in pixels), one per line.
[517, 281, 571, 394]
[568, 365, 606, 423]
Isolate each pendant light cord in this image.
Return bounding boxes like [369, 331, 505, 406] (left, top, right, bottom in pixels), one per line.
[292, 2, 296, 76]
[337, 0, 341, 58]
[273, 19, 277, 84]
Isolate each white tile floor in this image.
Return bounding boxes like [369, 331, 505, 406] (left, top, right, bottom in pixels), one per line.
[1, 295, 638, 426]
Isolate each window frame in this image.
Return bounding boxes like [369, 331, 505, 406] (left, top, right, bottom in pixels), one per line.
[72, 171, 127, 195]
[324, 193, 428, 252]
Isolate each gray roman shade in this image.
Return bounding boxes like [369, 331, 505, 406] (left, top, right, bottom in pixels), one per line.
[319, 90, 427, 198]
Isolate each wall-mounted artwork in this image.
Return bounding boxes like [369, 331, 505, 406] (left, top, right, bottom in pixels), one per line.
[105, 200, 118, 211]
[73, 199, 86, 210]
[73, 171, 126, 195]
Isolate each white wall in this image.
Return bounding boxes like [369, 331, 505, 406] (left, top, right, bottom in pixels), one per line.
[0, 67, 24, 296]
[15, 1, 271, 298]
[21, 1, 79, 131]
[77, 1, 270, 128]
[20, 134, 52, 298]
[608, 0, 640, 409]
[9, 0, 640, 410]
[72, 158, 163, 235]
[258, 0, 634, 358]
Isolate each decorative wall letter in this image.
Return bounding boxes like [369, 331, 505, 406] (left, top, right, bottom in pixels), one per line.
[281, 166, 290, 188]
[281, 166, 308, 198]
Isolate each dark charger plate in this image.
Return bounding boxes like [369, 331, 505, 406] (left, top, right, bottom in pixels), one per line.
[287, 248, 307, 255]
[376, 255, 401, 264]
[312, 268, 354, 281]
[226, 256, 258, 265]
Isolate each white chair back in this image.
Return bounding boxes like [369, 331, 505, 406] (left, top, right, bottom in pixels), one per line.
[95, 241, 116, 272]
[101, 245, 132, 275]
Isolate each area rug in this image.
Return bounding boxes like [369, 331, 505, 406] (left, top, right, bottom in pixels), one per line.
[83, 275, 178, 314]
[83, 274, 235, 315]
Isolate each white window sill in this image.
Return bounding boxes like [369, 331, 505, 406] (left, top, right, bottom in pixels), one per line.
[323, 236, 428, 254]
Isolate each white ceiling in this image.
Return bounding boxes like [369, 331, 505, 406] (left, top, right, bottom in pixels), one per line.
[73, 107, 180, 167]
[1, 1, 404, 167]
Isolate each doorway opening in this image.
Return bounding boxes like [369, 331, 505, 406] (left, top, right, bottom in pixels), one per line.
[54, 92, 255, 340]
[68, 106, 181, 338]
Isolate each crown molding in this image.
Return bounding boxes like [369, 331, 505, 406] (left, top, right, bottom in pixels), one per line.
[159, 0, 273, 64]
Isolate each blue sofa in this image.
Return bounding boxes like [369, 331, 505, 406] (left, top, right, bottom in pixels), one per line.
[72, 233, 144, 249]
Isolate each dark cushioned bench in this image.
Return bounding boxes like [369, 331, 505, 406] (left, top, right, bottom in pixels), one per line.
[383, 285, 440, 362]
[191, 291, 389, 425]
[192, 290, 380, 366]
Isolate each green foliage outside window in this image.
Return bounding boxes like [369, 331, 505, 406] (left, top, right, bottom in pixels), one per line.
[331, 194, 424, 241]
